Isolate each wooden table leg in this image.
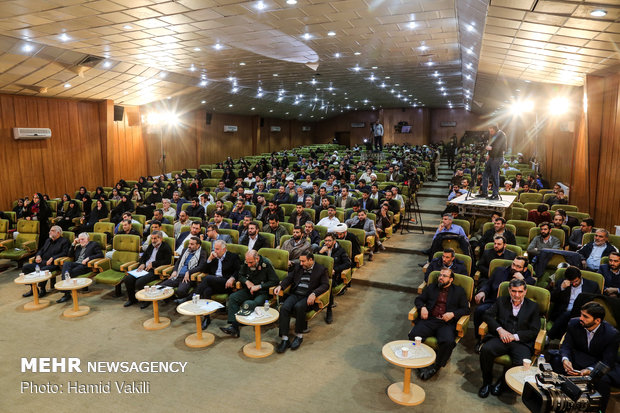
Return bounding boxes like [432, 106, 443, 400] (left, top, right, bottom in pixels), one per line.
[184, 315, 214, 348]
[24, 282, 50, 311]
[403, 368, 411, 394]
[153, 300, 160, 323]
[143, 299, 170, 330]
[386, 367, 426, 406]
[62, 289, 90, 318]
[255, 325, 262, 350]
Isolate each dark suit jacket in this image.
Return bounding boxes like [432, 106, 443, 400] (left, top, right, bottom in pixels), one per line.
[198, 250, 240, 278]
[288, 211, 311, 226]
[185, 205, 205, 220]
[280, 262, 330, 297]
[476, 248, 517, 280]
[139, 241, 173, 269]
[415, 282, 470, 322]
[561, 318, 619, 370]
[480, 229, 517, 246]
[479, 266, 535, 303]
[208, 220, 231, 230]
[550, 278, 601, 319]
[484, 296, 540, 347]
[358, 197, 376, 212]
[70, 241, 104, 261]
[240, 233, 268, 251]
[273, 192, 291, 205]
[319, 242, 351, 276]
[173, 247, 207, 276]
[37, 236, 71, 260]
[425, 257, 468, 281]
[335, 196, 355, 209]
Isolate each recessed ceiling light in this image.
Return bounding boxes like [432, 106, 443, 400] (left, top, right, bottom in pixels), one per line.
[466, 63, 472, 69]
[419, 45, 428, 51]
[201, 100, 206, 104]
[213, 43, 223, 50]
[327, 31, 336, 36]
[353, 66, 361, 72]
[229, 104, 233, 107]
[354, 52, 361, 55]
[270, 109, 274, 112]
[273, 73, 278, 77]
[380, 83, 386, 88]
[395, 83, 399, 86]
[334, 52, 341, 58]
[123, 25, 132, 30]
[167, 96, 171, 100]
[190, 65, 196, 71]
[200, 80, 208, 86]
[251, 107, 256, 110]
[103, 61, 111, 68]
[466, 48, 473, 55]
[239, 62, 245, 66]
[371, 66, 378, 69]
[22, 44, 34, 52]
[59, 33, 70, 42]
[255, 1, 266, 10]
[286, 0, 297, 4]
[302, 33, 311, 40]
[311, 79, 317, 85]
[232, 87, 239, 93]
[466, 24, 474, 32]
[193, 47, 201, 51]
[64, 83, 71, 88]
[408, 22, 416, 29]
[426, 61, 434, 66]
[385, 76, 390, 79]
[590, 9, 607, 17]
[277, 96, 283, 102]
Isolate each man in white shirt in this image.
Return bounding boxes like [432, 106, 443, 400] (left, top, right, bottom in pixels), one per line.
[317, 205, 341, 232]
[161, 198, 177, 220]
[373, 120, 384, 151]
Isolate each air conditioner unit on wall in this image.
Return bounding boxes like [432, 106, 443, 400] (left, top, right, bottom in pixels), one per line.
[223, 125, 238, 132]
[13, 128, 52, 140]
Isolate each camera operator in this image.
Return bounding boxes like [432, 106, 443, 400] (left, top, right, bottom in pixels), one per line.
[551, 301, 620, 412]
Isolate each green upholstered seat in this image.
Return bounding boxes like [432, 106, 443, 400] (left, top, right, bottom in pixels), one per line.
[94, 234, 141, 294]
[507, 219, 535, 251]
[257, 247, 289, 282]
[0, 220, 40, 262]
[258, 232, 275, 248]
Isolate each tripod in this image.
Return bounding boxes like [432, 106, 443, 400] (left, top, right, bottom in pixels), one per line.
[401, 189, 423, 234]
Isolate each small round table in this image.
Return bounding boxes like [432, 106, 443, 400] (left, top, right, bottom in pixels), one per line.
[235, 308, 279, 358]
[55, 278, 93, 317]
[382, 340, 436, 406]
[14, 271, 54, 311]
[505, 365, 539, 395]
[176, 300, 220, 348]
[136, 288, 174, 330]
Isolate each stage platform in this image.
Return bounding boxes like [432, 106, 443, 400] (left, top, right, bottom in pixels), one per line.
[448, 194, 516, 218]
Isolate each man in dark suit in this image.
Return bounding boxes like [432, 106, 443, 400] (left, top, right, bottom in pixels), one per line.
[554, 302, 620, 412]
[318, 233, 352, 324]
[193, 239, 240, 328]
[335, 187, 356, 209]
[547, 266, 601, 340]
[175, 221, 204, 255]
[479, 217, 517, 247]
[600, 251, 620, 296]
[288, 202, 312, 227]
[22, 225, 71, 298]
[121, 230, 172, 308]
[184, 198, 206, 221]
[476, 235, 517, 280]
[409, 268, 470, 380]
[474, 256, 535, 347]
[160, 236, 207, 303]
[478, 278, 541, 398]
[274, 252, 329, 353]
[239, 222, 267, 251]
[273, 185, 291, 205]
[208, 211, 231, 230]
[424, 248, 468, 282]
[56, 232, 104, 303]
[358, 190, 377, 212]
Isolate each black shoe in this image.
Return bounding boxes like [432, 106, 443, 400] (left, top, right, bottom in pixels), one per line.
[140, 301, 151, 309]
[220, 325, 240, 338]
[475, 339, 483, 354]
[290, 336, 303, 350]
[201, 315, 211, 330]
[276, 339, 290, 353]
[23, 290, 33, 297]
[420, 365, 438, 381]
[478, 384, 491, 398]
[489, 195, 500, 200]
[336, 285, 347, 296]
[56, 294, 71, 304]
[39, 288, 47, 298]
[123, 300, 136, 307]
[491, 379, 505, 396]
[367, 251, 373, 261]
[325, 310, 333, 324]
[174, 296, 190, 305]
[81, 286, 89, 292]
[415, 368, 424, 378]
[475, 193, 488, 198]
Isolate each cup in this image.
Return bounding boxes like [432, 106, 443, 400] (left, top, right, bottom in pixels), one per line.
[523, 359, 532, 371]
[72, 278, 78, 285]
[401, 346, 409, 358]
[415, 336, 422, 345]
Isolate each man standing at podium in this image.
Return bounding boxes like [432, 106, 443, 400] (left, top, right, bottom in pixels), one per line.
[476, 124, 506, 200]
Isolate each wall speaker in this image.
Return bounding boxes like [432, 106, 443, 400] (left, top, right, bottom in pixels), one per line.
[113, 105, 124, 122]
[206, 112, 212, 125]
[260, 117, 265, 127]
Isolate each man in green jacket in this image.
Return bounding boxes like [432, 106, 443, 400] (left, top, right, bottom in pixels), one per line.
[220, 250, 279, 337]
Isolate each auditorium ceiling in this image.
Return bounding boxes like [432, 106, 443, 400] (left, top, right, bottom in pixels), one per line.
[0, 0, 617, 119]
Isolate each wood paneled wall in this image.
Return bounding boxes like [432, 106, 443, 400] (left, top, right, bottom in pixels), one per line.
[0, 94, 105, 209]
[429, 108, 485, 143]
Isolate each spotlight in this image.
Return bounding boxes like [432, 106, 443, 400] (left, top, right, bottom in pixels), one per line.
[548, 97, 570, 115]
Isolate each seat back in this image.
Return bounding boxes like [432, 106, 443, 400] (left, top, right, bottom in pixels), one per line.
[566, 211, 590, 221]
[550, 204, 578, 212]
[488, 258, 535, 279]
[498, 281, 550, 317]
[226, 243, 248, 262]
[582, 232, 620, 251]
[304, 208, 316, 222]
[279, 222, 294, 235]
[61, 231, 75, 244]
[93, 222, 115, 235]
[111, 234, 141, 271]
[218, 228, 239, 244]
[481, 222, 517, 237]
[348, 228, 366, 248]
[259, 232, 275, 248]
[427, 271, 474, 301]
[160, 223, 174, 238]
[16, 219, 40, 245]
[257, 247, 289, 281]
[314, 254, 334, 282]
[336, 239, 353, 260]
[314, 225, 328, 239]
[133, 214, 146, 225]
[507, 219, 535, 238]
[519, 193, 543, 204]
[554, 268, 604, 293]
[280, 204, 296, 216]
[0, 219, 8, 240]
[453, 219, 471, 237]
[510, 208, 528, 221]
[87, 232, 107, 250]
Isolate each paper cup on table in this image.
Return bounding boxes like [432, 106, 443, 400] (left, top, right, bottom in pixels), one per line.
[523, 359, 532, 371]
[401, 347, 409, 358]
[415, 336, 422, 345]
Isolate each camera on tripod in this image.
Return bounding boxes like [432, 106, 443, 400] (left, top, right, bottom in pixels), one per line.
[522, 362, 609, 413]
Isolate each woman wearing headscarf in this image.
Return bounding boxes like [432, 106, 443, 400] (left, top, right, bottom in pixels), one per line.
[57, 193, 71, 216]
[77, 186, 92, 217]
[56, 199, 81, 231]
[25, 193, 51, 248]
[136, 187, 162, 217]
[75, 199, 108, 233]
[110, 194, 134, 224]
[94, 186, 108, 201]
